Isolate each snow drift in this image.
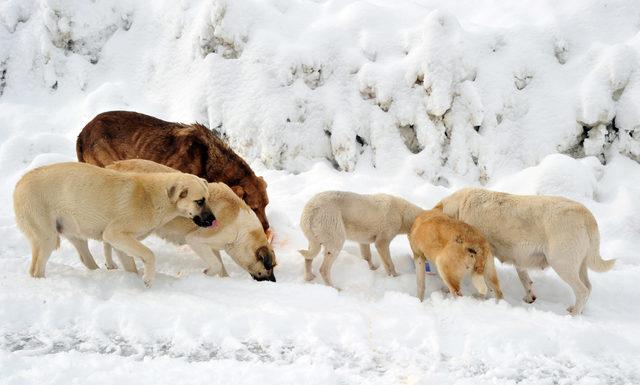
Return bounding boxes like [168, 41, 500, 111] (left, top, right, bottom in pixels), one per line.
[2, 0, 640, 178]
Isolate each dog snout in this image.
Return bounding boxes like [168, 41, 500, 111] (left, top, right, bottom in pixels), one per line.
[251, 271, 276, 282]
[193, 208, 216, 227]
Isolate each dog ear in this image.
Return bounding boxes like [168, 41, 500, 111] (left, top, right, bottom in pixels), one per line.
[167, 183, 189, 202]
[257, 246, 274, 270]
[231, 185, 245, 199]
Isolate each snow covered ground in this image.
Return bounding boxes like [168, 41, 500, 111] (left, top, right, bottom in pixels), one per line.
[1, 0, 640, 383]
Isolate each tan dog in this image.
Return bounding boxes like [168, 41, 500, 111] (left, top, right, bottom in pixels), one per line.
[103, 159, 276, 282]
[409, 209, 502, 301]
[299, 191, 424, 287]
[435, 187, 615, 315]
[13, 162, 214, 287]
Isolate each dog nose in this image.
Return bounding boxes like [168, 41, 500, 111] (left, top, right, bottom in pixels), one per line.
[251, 272, 276, 282]
[203, 211, 215, 224]
[193, 210, 216, 228]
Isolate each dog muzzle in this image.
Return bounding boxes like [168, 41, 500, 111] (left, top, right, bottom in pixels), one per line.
[193, 210, 216, 227]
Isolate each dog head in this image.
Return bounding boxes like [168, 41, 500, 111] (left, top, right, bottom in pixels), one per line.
[223, 205, 277, 282]
[231, 176, 270, 233]
[168, 174, 216, 227]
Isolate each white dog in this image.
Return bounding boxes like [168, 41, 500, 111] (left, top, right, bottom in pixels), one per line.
[299, 191, 423, 287]
[435, 187, 615, 315]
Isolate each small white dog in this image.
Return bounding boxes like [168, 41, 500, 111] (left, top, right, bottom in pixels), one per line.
[299, 191, 423, 287]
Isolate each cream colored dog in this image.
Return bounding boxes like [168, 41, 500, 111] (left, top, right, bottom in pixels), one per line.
[435, 187, 615, 315]
[102, 159, 276, 282]
[13, 162, 214, 287]
[299, 191, 424, 287]
[409, 209, 502, 301]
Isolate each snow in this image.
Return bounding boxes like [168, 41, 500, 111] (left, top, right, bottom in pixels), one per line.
[1, 0, 640, 383]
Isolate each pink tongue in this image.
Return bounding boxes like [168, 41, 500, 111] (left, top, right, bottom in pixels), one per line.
[208, 220, 218, 228]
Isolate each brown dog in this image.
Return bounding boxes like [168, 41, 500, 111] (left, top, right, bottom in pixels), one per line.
[409, 209, 502, 301]
[76, 110, 271, 236]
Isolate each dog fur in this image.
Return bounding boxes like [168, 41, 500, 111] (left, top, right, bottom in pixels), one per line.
[102, 159, 276, 281]
[13, 162, 214, 287]
[409, 209, 502, 301]
[298, 191, 424, 287]
[435, 187, 615, 315]
[76, 110, 271, 234]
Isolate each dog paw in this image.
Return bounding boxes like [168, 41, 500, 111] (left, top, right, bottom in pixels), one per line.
[105, 262, 118, 270]
[523, 293, 536, 303]
[369, 263, 379, 271]
[142, 275, 154, 288]
[389, 271, 400, 277]
[566, 306, 581, 316]
[203, 268, 216, 277]
[305, 273, 316, 281]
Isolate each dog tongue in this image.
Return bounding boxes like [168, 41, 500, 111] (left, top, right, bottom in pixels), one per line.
[208, 220, 218, 228]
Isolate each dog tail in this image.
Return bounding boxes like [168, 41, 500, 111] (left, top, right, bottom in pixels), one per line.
[471, 272, 488, 296]
[586, 220, 615, 272]
[588, 253, 615, 272]
[464, 240, 488, 295]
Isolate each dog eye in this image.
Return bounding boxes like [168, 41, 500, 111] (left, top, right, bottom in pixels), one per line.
[195, 198, 205, 207]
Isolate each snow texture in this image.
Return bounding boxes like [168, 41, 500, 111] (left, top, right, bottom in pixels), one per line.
[1, 0, 640, 384]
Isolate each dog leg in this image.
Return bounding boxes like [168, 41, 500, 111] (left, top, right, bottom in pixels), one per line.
[67, 237, 99, 270]
[436, 259, 462, 297]
[360, 243, 378, 270]
[375, 239, 399, 277]
[185, 233, 225, 277]
[104, 230, 156, 287]
[548, 255, 590, 316]
[319, 247, 339, 288]
[579, 258, 591, 291]
[414, 255, 426, 301]
[203, 249, 229, 277]
[29, 238, 57, 278]
[484, 256, 503, 300]
[103, 243, 118, 270]
[516, 267, 536, 303]
[116, 250, 138, 273]
[304, 258, 316, 281]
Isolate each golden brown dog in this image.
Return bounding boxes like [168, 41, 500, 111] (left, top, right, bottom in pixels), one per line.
[102, 159, 276, 282]
[13, 162, 214, 287]
[409, 209, 502, 301]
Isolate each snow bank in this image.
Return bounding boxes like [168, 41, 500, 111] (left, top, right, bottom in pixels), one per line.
[2, 0, 640, 383]
[2, 0, 640, 177]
